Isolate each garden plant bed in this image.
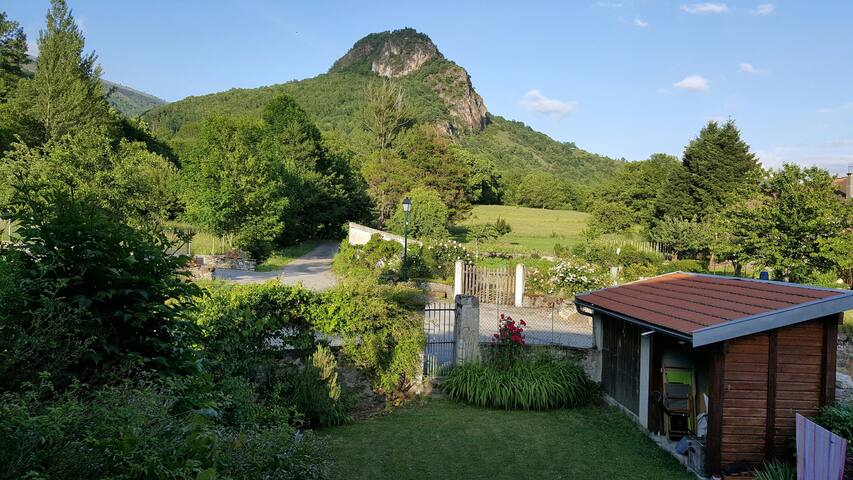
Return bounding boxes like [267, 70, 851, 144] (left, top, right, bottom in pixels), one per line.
[323, 399, 694, 480]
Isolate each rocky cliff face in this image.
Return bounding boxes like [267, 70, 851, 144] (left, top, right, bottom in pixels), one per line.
[330, 28, 489, 133]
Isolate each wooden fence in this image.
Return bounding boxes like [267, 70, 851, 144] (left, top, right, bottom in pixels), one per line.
[459, 264, 516, 305]
[599, 239, 670, 255]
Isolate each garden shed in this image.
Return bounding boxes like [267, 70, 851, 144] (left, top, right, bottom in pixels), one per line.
[574, 272, 853, 476]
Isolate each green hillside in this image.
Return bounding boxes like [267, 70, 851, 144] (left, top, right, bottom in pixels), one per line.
[143, 29, 621, 182]
[102, 79, 166, 116]
[24, 56, 166, 116]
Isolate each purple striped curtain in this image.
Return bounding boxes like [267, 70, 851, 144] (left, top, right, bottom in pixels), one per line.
[797, 413, 847, 480]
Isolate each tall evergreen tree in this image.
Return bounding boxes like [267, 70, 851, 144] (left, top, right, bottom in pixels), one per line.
[681, 120, 762, 219]
[10, 0, 114, 144]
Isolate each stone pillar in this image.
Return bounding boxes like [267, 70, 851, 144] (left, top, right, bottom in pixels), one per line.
[453, 260, 464, 297]
[639, 331, 653, 429]
[514, 263, 524, 307]
[454, 295, 480, 365]
[586, 312, 604, 382]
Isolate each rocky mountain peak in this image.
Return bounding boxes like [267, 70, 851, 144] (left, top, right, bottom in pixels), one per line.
[330, 28, 488, 133]
[330, 28, 439, 78]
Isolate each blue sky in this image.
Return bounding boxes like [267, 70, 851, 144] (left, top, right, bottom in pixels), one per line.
[5, 1, 853, 175]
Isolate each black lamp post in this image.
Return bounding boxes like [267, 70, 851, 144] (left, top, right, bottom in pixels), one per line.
[401, 197, 412, 281]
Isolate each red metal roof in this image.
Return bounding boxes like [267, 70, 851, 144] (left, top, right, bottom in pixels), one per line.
[575, 273, 851, 343]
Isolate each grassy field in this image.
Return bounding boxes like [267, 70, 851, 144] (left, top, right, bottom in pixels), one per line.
[323, 399, 693, 480]
[255, 240, 320, 271]
[454, 205, 593, 255]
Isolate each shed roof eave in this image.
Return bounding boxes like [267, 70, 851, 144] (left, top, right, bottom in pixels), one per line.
[573, 298, 694, 342]
[692, 293, 853, 347]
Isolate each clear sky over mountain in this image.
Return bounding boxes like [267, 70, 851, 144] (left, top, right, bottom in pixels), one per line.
[6, 0, 852, 174]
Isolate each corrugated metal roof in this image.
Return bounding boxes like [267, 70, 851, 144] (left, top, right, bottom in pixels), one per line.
[574, 272, 853, 346]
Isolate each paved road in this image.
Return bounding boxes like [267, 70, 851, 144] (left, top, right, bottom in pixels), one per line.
[214, 241, 339, 291]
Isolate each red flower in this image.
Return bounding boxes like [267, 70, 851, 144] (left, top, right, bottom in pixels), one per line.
[520, 320, 527, 326]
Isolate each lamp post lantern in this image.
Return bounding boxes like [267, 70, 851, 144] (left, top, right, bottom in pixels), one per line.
[401, 197, 412, 282]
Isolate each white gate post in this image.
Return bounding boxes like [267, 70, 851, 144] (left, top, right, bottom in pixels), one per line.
[453, 260, 463, 296]
[514, 263, 524, 307]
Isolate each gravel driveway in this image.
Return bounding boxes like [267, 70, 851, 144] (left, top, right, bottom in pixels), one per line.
[213, 241, 339, 291]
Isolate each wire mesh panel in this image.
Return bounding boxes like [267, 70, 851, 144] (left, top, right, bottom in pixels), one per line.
[423, 302, 456, 377]
[478, 302, 593, 349]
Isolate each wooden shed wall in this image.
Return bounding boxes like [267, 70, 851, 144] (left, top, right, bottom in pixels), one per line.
[715, 315, 837, 471]
[601, 315, 642, 414]
[720, 333, 769, 465]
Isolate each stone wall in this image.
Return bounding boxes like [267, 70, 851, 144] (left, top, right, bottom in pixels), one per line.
[194, 255, 257, 271]
[837, 335, 853, 403]
[347, 222, 422, 247]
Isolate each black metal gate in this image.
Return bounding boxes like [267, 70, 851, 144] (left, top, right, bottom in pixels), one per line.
[423, 302, 456, 377]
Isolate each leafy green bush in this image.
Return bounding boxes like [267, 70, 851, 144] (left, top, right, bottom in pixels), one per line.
[618, 245, 663, 268]
[658, 259, 708, 274]
[314, 280, 425, 393]
[591, 202, 635, 234]
[571, 239, 620, 267]
[333, 235, 431, 280]
[443, 353, 600, 410]
[194, 279, 424, 396]
[0, 378, 330, 480]
[194, 282, 317, 374]
[814, 403, 853, 441]
[0, 192, 200, 390]
[622, 264, 660, 282]
[387, 187, 450, 240]
[754, 460, 795, 480]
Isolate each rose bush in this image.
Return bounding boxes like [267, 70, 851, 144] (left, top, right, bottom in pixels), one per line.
[486, 314, 526, 369]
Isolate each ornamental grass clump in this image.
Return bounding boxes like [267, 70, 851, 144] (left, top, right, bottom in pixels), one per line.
[444, 315, 599, 410]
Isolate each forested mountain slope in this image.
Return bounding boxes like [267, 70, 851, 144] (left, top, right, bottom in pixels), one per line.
[143, 29, 621, 182]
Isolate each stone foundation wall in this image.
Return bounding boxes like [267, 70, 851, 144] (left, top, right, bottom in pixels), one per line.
[194, 255, 256, 271]
[837, 336, 853, 403]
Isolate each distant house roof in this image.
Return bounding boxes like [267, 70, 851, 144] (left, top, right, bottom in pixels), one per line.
[833, 175, 850, 198]
[574, 272, 853, 347]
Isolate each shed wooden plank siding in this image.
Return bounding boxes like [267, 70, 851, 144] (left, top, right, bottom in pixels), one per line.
[721, 333, 770, 465]
[773, 320, 824, 454]
[719, 317, 834, 468]
[602, 315, 642, 414]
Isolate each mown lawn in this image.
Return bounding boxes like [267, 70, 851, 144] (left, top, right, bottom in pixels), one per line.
[455, 205, 592, 255]
[322, 399, 693, 480]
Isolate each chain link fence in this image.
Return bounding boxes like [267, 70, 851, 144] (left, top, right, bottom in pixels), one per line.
[478, 302, 593, 349]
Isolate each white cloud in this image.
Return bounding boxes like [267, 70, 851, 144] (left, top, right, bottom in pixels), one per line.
[817, 101, 853, 114]
[597, 1, 624, 7]
[633, 17, 649, 27]
[680, 3, 729, 14]
[750, 3, 775, 15]
[520, 90, 577, 118]
[739, 62, 768, 74]
[739, 63, 756, 73]
[673, 75, 710, 92]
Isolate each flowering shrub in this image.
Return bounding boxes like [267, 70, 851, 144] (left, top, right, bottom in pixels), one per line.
[487, 314, 526, 368]
[425, 239, 472, 278]
[547, 260, 607, 297]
